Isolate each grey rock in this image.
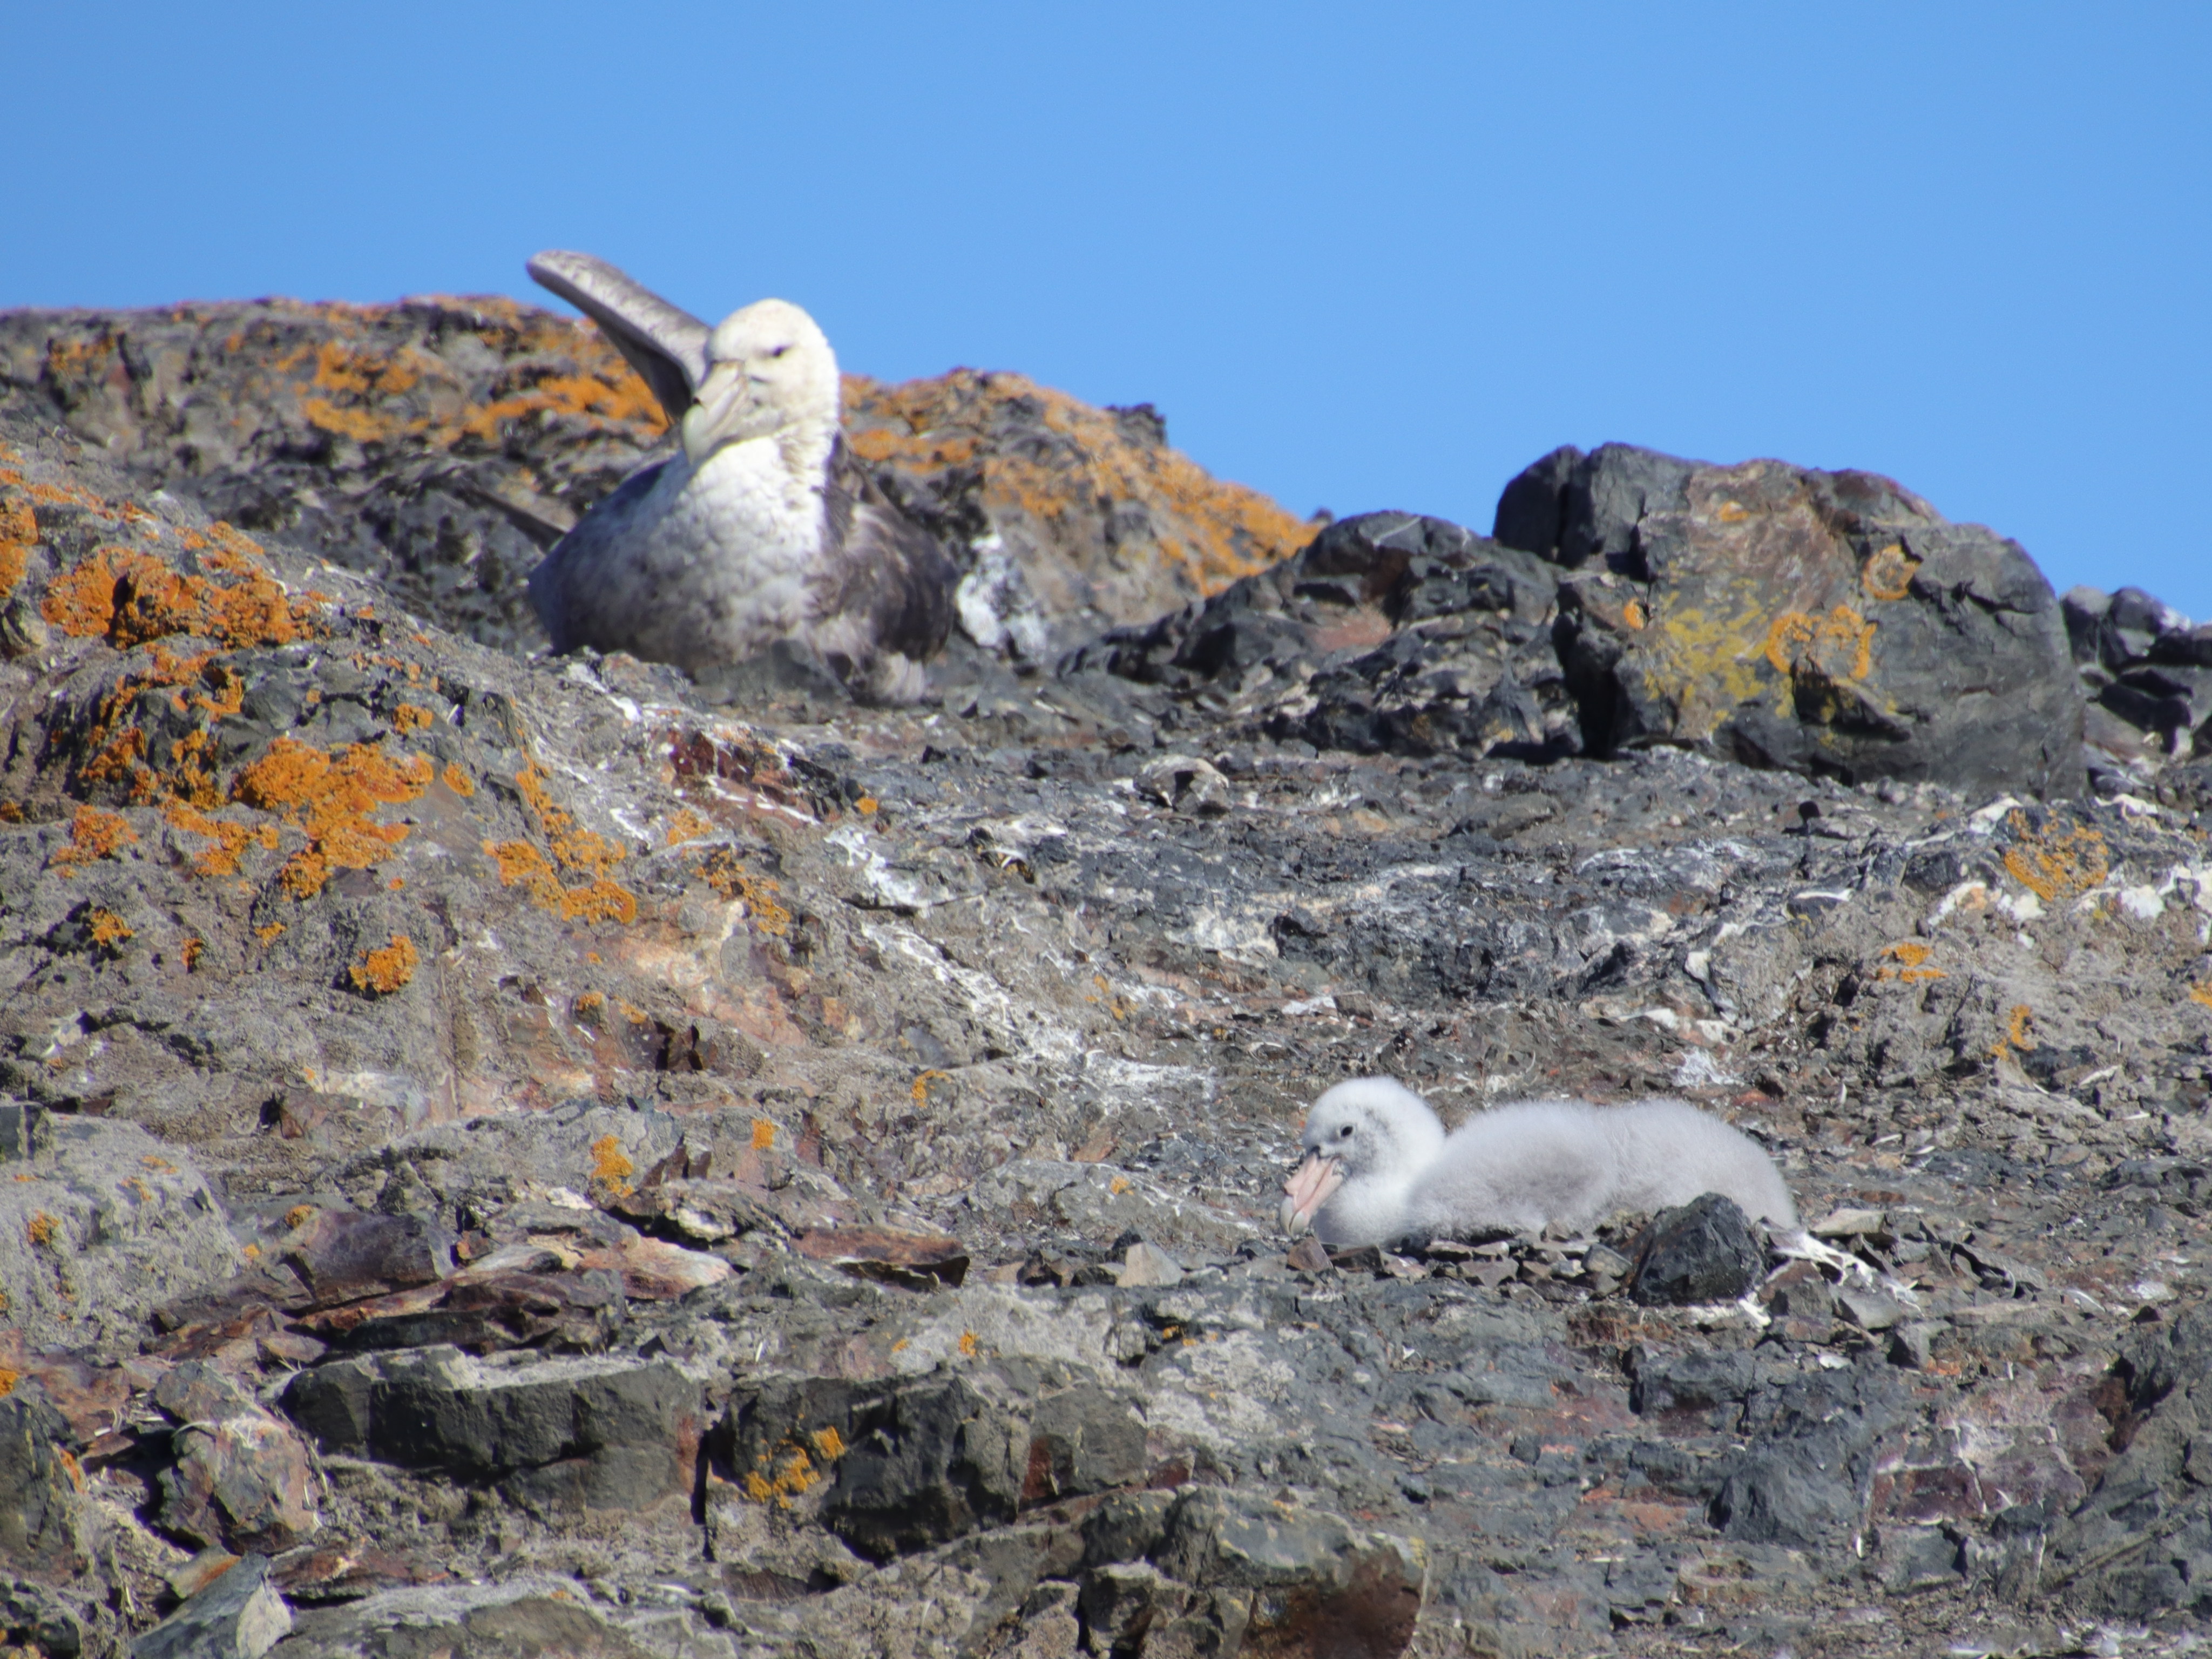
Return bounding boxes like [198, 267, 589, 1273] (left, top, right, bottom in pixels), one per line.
[132, 1554, 289, 1659]
[1535, 443, 2083, 798]
[281, 1346, 702, 1511]
[0, 1116, 242, 1355]
[0, 1386, 91, 1584]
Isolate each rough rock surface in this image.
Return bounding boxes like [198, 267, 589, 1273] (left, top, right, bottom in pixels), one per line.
[0, 301, 1316, 662]
[0, 305, 2210, 1657]
[1497, 443, 2084, 798]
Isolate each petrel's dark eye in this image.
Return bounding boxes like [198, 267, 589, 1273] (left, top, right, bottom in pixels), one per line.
[1338, 1125, 1353, 1139]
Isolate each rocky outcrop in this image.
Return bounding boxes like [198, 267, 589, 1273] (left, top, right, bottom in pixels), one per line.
[4, 303, 2212, 1656]
[1498, 443, 2083, 798]
[0, 302, 1316, 663]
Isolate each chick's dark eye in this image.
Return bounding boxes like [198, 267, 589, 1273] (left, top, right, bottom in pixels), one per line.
[1338, 1125, 1352, 1139]
[768, 345, 790, 358]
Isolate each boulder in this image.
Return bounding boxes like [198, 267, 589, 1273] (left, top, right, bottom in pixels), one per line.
[281, 1346, 703, 1511]
[1499, 443, 2084, 797]
[1627, 1194, 1764, 1306]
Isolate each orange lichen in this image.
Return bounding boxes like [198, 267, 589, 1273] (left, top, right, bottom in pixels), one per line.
[481, 753, 637, 924]
[1861, 543, 1921, 602]
[255, 922, 286, 945]
[42, 539, 314, 649]
[1875, 940, 1946, 984]
[1991, 1004, 2035, 1058]
[441, 762, 475, 797]
[2000, 812, 2109, 904]
[664, 807, 713, 846]
[0, 496, 33, 594]
[958, 1330, 980, 1358]
[26, 1213, 60, 1249]
[348, 933, 419, 995]
[912, 1070, 950, 1107]
[232, 737, 431, 898]
[161, 800, 279, 877]
[181, 936, 204, 970]
[2191, 983, 2212, 1010]
[0, 1366, 17, 1398]
[701, 849, 789, 934]
[48, 804, 138, 875]
[1762, 605, 1876, 682]
[751, 1119, 776, 1151]
[392, 703, 435, 734]
[85, 909, 135, 954]
[588, 1134, 634, 1193]
[844, 368, 1308, 601]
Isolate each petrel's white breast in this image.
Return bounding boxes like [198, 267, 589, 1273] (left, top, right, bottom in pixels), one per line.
[531, 429, 833, 674]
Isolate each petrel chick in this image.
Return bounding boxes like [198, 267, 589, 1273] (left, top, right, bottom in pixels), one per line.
[523, 250, 954, 701]
[1280, 1076, 1798, 1248]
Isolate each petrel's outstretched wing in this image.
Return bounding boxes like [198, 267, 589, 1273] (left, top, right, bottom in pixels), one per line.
[526, 249, 711, 422]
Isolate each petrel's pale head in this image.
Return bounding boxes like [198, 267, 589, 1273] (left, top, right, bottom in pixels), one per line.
[681, 297, 840, 468]
[1279, 1076, 1445, 1238]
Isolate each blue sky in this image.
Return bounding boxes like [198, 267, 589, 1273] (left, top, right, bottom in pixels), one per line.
[9, 4, 2209, 620]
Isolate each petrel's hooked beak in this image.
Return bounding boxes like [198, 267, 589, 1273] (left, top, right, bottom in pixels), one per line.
[681, 360, 753, 468]
[1279, 1149, 1345, 1238]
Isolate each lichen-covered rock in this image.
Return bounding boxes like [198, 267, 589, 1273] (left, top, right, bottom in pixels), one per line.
[0, 1113, 242, 1355]
[1498, 442, 2084, 797]
[0, 302, 1314, 663]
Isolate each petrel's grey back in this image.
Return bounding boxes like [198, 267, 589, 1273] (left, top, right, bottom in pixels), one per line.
[526, 249, 711, 422]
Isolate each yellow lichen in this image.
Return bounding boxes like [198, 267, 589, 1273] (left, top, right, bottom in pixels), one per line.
[348, 933, 418, 995]
[2000, 812, 2109, 903]
[958, 1330, 980, 1358]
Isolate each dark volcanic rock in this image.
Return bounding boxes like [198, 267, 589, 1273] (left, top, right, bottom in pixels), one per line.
[1071, 509, 1578, 762]
[1628, 1194, 1765, 1306]
[1499, 443, 2084, 798]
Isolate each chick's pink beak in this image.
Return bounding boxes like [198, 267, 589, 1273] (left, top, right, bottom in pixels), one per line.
[1279, 1150, 1345, 1237]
